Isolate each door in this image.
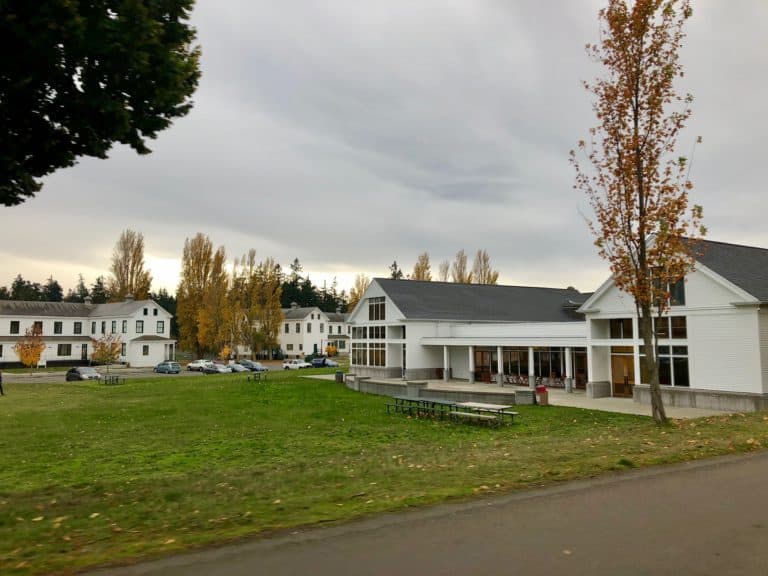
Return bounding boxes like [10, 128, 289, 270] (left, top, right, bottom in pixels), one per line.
[81, 343, 88, 361]
[611, 355, 635, 397]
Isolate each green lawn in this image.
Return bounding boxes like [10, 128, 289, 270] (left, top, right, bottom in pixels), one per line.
[2, 372, 768, 575]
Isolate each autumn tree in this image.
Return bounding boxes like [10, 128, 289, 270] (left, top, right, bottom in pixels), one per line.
[108, 229, 153, 301]
[13, 326, 46, 371]
[389, 261, 404, 280]
[571, 0, 704, 424]
[249, 258, 283, 359]
[471, 250, 500, 285]
[177, 233, 214, 357]
[437, 260, 450, 282]
[91, 333, 122, 375]
[411, 252, 432, 281]
[1, 1, 201, 206]
[348, 274, 371, 312]
[197, 245, 228, 355]
[450, 249, 473, 284]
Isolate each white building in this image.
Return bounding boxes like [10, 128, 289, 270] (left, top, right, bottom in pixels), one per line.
[280, 303, 349, 359]
[348, 239, 768, 412]
[0, 297, 176, 368]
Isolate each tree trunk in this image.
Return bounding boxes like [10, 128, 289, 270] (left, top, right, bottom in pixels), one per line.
[639, 304, 667, 424]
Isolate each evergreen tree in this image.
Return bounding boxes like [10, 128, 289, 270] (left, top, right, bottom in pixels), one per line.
[0, 286, 9, 300]
[150, 288, 178, 338]
[389, 260, 404, 279]
[90, 276, 110, 304]
[42, 276, 63, 302]
[10, 275, 42, 300]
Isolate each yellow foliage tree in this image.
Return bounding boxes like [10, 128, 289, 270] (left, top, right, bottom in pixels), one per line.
[91, 333, 122, 374]
[471, 249, 499, 285]
[13, 326, 46, 371]
[348, 274, 370, 312]
[411, 252, 432, 281]
[177, 233, 214, 357]
[325, 344, 338, 357]
[108, 229, 153, 300]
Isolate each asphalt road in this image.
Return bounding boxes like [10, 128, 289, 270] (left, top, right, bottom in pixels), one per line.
[88, 451, 768, 576]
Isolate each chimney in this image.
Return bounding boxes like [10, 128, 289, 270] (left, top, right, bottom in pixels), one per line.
[290, 301, 299, 309]
[84, 296, 92, 305]
[125, 294, 135, 302]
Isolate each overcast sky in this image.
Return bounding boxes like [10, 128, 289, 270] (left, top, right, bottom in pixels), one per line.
[1, 1, 766, 296]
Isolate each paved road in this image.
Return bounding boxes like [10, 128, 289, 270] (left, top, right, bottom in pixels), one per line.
[90, 451, 768, 576]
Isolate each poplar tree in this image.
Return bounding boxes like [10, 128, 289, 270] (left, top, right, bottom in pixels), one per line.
[571, 0, 705, 424]
[108, 229, 153, 300]
[411, 252, 432, 281]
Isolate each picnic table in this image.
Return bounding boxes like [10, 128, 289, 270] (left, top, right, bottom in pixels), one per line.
[455, 401, 518, 424]
[386, 397, 519, 425]
[387, 396, 457, 418]
[246, 372, 267, 383]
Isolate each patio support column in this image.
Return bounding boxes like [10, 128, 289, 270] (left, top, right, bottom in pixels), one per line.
[496, 346, 504, 386]
[565, 346, 573, 393]
[443, 345, 450, 382]
[528, 346, 536, 389]
[468, 346, 475, 383]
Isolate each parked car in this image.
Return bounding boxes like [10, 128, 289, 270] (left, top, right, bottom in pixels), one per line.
[325, 359, 339, 367]
[236, 359, 268, 372]
[229, 363, 249, 373]
[311, 357, 340, 368]
[283, 359, 312, 370]
[187, 359, 210, 371]
[203, 362, 232, 374]
[154, 361, 181, 374]
[65, 366, 101, 381]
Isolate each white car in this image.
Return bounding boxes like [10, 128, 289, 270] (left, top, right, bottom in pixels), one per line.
[187, 359, 210, 371]
[283, 359, 312, 370]
[203, 362, 232, 374]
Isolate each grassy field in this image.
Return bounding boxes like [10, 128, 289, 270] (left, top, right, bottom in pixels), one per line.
[2, 372, 768, 575]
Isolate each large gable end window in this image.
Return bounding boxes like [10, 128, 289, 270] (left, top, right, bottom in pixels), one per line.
[369, 297, 385, 321]
[669, 278, 686, 306]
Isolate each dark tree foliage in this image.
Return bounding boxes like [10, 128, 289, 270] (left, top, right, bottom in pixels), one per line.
[0, 286, 10, 300]
[389, 260, 403, 280]
[90, 275, 110, 304]
[0, 1, 201, 206]
[64, 274, 91, 302]
[10, 275, 43, 301]
[278, 258, 348, 312]
[42, 276, 63, 302]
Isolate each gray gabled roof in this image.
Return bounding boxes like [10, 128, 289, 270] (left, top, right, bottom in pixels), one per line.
[374, 278, 586, 323]
[693, 239, 768, 302]
[0, 299, 169, 318]
[326, 312, 349, 323]
[282, 307, 318, 320]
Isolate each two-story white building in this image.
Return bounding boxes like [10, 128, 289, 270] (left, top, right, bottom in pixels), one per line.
[0, 296, 176, 368]
[279, 303, 349, 359]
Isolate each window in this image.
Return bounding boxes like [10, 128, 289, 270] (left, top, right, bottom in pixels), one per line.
[122, 320, 127, 334]
[640, 345, 689, 387]
[157, 321, 165, 334]
[369, 297, 385, 321]
[142, 345, 149, 356]
[121, 343, 126, 356]
[655, 317, 687, 339]
[0, 344, 3, 357]
[337, 326, 341, 335]
[136, 320, 144, 334]
[320, 323, 324, 333]
[143, 308, 148, 316]
[91, 321, 96, 335]
[670, 279, 686, 306]
[57, 344, 72, 356]
[287, 344, 294, 351]
[10, 321, 19, 335]
[338, 340, 346, 349]
[609, 319, 633, 339]
[101, 321, 106, 334]
[54, 321, 63, 335]
[153, 309, 158, 316]
[284, 323, 289, 334]
[307, 323, 312, 333]
[74, 322, 82, 335]
[369, 326, 385, 339]
[299, 344, 303, 351]
[34, 321, 43, 334]
[352, 343, 367, 365]
[369, 343, 386, 366]
[311, 313, 314, 320]
[295, 323, 301, 333]
[352, 326, 368, 339]
[111, 320, 117, 334]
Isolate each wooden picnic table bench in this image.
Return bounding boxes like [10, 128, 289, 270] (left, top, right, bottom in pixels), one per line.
[246, 372, 267, 382]
[103, 375, 125, 385]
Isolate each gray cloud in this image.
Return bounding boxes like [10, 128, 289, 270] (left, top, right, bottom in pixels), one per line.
[1, 0, 765, 296]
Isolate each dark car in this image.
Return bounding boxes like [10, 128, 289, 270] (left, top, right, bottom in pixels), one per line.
[311, 357, 328, 368]
[66, 367, 101, 381]
[237, 359, 269, 372]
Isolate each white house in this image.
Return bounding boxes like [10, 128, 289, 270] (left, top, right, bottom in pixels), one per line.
[279, 303, 349, 359]
[348, 239, 768, 412]
[0, 296, 176, 368]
